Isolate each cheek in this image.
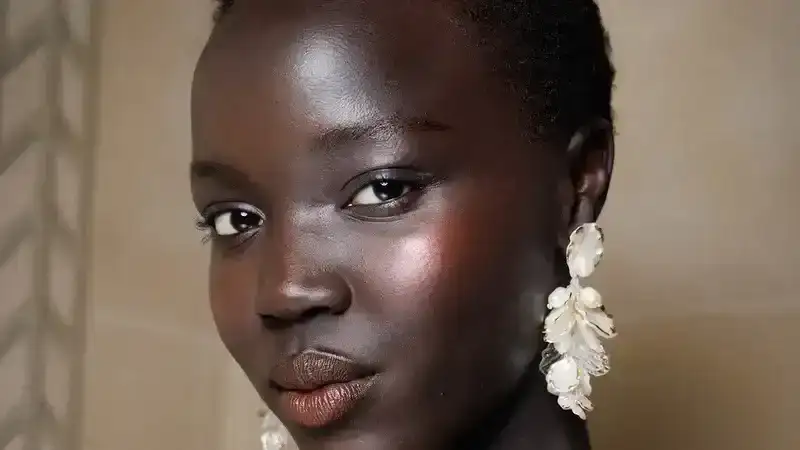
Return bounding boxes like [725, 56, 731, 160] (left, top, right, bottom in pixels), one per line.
[357, 211, 540, 357]
[368, 233, 443, 317]
[356, 182, 554, 378]
[208, 251, 260, 356]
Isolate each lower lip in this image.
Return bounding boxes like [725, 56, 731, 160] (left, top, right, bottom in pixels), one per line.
[277, 377, 376, 428]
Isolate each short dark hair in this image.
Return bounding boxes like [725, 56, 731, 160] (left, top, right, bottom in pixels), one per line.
[212, 0, 614, 141]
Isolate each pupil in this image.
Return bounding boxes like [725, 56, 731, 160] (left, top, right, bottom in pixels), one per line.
[373, 180, 405, 201]
[232, 211, 259, 231]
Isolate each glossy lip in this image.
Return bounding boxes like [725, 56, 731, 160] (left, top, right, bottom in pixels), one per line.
[270, 349, 377, 428]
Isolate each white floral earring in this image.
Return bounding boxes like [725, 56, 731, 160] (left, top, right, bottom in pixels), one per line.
[539, 223, 616, 419]
[260, 408, 291, 450]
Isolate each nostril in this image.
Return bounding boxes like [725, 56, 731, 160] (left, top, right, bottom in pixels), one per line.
[299, 305, 336, 321]
[259, 314, 292, 330]
[259, 305, 339, 330]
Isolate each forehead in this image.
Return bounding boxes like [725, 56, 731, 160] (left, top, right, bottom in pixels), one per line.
[191, 0, 525, 165]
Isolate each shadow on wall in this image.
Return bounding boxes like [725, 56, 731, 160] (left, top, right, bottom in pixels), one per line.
[0, 0, 99, 449]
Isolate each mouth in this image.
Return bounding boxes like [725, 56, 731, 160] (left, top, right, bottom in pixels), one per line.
[269, 349, 377, 428]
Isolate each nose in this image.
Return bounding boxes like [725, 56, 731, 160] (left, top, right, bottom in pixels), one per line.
[256, 234, 351, 327]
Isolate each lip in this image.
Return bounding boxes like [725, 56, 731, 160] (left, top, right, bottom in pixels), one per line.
[270, 349, 377, 428]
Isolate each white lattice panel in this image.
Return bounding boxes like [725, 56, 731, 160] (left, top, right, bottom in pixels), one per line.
[0, 0, 100, 449]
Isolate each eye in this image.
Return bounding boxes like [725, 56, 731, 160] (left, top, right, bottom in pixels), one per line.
[199, 203, 265, 238]
[212, 209, 264, 235]
[349, 179, 413, 206]
[340, 168, 436, 220]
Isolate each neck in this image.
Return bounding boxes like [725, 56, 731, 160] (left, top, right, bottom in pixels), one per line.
[451, 363, 591, 450]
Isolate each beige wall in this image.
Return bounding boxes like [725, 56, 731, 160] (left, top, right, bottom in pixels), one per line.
[80, 1, 256, 450]
[78, 1, 800, 450]
[591, 2, 800, 449]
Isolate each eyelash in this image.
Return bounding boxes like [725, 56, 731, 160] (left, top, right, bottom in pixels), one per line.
[195, 217, 215, 245]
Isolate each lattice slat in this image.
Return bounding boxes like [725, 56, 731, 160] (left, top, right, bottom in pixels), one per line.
[0, 0, 100, 449]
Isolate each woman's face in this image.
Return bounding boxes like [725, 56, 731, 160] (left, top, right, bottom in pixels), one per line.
[191, 0, 575, 448]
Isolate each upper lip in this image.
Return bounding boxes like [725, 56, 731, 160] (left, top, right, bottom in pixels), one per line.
[270, 349, 374, 391]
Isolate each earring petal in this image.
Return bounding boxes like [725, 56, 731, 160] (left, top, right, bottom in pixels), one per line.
[548, 286, 571, 309]
[578, 286, 602, 309]
[566, 223, 604, 278]
[584, 308, 616, 339]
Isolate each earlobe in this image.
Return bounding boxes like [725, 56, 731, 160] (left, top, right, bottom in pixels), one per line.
[565, 118, 614, 229]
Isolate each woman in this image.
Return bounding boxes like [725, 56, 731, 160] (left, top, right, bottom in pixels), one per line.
[190, 0, 616, 448]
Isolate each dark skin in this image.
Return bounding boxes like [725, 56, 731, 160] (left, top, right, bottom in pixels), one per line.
[190, 0, 613, 449]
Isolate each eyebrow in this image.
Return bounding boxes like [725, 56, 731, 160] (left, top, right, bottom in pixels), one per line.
[190, 116, 451, 187]
[190, 160, 260, 193]
[311, 116, 452, 154]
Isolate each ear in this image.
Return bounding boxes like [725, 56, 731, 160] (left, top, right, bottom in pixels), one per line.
[558, 118, 614, 246]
